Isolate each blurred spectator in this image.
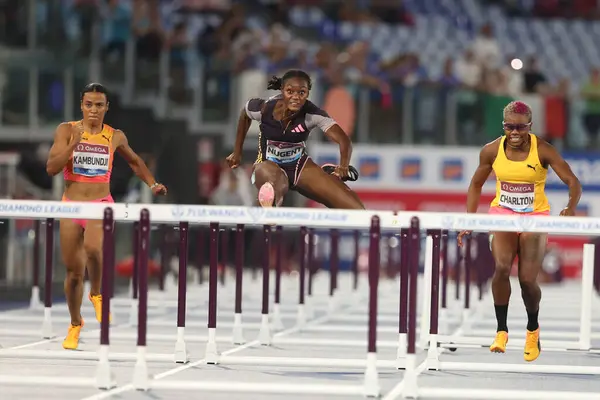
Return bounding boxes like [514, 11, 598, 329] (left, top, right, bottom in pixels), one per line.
[580, 68, 600, 147]
[166, 20, 189, 68]
[394, 53, 427, 87]
[180, 0, 232, 13]
[554, 77, 572, 97]
[523, 56, 548, 94]
[133, 0, 164, 61]
[339, 41, 389, 92]
[438, 58, 460, 87]
[166, 20, 190, 102]
[0, 0, 24, 46]
[483, 68, 508, 95]
[196, 3, 246, 65]
[454, 49, 482, 89]
[102, 0, 132, 61]
[369, 0, 415, 25]
[471, 23, 501, 69]
[73, 0, 99, 56]
[209, 165, 255, 207]
[329, 2, 377, 23]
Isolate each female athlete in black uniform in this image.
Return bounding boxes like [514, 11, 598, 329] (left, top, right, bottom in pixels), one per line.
[226, 70, 364, 209]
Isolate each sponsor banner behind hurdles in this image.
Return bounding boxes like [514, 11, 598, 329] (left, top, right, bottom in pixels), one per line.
[311, 144, 600, 213]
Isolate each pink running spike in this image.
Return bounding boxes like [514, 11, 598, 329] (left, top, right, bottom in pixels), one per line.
[258, 182, 275, 207]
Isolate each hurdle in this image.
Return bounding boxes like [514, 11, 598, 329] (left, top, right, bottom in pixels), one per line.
[400, 214, 600, 399]
[5, 200, 595, 398]
[0, 200, 399, 396]
[0, 212, 349, 345]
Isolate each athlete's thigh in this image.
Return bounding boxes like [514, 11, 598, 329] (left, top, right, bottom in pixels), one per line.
[252, 161, 288, 190]
[295, 159, 364, 209]
[490, 231, 519, 266]
[83, 219, 105, 256]
[517, 233, 547, 273]
[59, 219, 85, 273]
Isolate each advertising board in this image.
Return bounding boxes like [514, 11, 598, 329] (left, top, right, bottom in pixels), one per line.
[308, 144, 597, 279]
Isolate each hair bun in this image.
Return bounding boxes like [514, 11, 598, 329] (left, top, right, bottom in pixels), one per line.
[267, 76, 283, 90]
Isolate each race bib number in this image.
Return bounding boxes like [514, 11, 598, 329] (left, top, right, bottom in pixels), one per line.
[498, 181, 534, 212]
[266, 140, 304, 164]
[72, 143, 110, 177]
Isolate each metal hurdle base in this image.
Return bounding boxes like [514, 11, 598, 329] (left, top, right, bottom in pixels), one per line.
[148, 352, 383, 398]
[435, 335, 584, 351]
[205, 354, 397, 369]
[0, 375, 97, 388]
[0, 349, 177, 363]
[150, 381, 365, 396]
[435, 361, 600, 375]
[412, 388, 600, 400]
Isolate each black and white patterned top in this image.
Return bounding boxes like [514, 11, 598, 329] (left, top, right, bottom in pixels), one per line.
[245, 95, 337, 165]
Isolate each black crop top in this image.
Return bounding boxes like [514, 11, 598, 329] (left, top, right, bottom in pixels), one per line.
[245, 95, 337, 164]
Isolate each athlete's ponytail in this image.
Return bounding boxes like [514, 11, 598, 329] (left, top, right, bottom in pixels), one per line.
[267, 76, 283, 90]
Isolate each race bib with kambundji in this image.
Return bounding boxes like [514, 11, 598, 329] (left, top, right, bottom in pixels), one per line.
[265, 140, 304, 164]
[498, 181, 535, 212]
[72, 143, 110, 177]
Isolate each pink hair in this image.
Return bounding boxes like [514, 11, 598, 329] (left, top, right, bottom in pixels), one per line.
[503, 101, 532, 122]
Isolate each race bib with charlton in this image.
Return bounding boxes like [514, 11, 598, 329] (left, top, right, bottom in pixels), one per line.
[265, 140, 304, 164]
[72, 143, 110, 177]
[499, 181, 535, 212]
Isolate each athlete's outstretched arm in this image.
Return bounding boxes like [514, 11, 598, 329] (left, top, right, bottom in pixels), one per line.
[46, 123, 79, 176]
[114, 130, 166, 194]
[466, 144, 494, 213]
[542, 142, 581, 215]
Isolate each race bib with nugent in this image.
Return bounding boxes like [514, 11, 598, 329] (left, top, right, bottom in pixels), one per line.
[73, 143, 110, 177]
[498, 181, 535, 213]
[265, 140, 305, 164]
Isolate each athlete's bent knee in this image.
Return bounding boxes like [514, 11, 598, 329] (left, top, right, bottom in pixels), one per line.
[84, 243, 101, 265]
[493, 259, 512, 280]
[66, 270, 84, 287]
[518, 269, 538, 288]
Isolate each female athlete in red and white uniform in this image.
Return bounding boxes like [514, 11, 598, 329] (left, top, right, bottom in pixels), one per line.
[46, 83, 167, 350]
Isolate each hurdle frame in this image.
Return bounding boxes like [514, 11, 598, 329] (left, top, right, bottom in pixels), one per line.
[401, 215, 600, 399]
[1, 200, 600, 398]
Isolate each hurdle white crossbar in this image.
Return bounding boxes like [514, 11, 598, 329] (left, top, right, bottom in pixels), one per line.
[2, 199, 600, 234]
[2, 200, 600, 398]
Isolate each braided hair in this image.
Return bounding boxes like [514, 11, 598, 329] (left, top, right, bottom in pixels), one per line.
[267, 70, 312, 91]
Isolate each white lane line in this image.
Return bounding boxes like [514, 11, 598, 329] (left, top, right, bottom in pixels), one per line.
[80, 300, 362, 400]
